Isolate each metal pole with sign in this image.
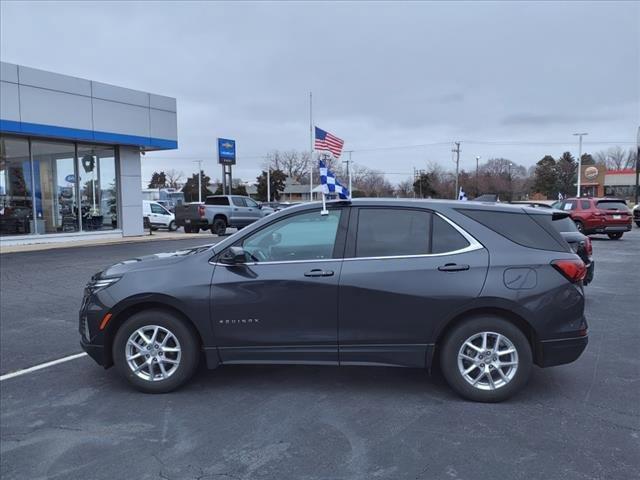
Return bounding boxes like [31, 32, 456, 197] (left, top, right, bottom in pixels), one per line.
[217, 138, 236, 196]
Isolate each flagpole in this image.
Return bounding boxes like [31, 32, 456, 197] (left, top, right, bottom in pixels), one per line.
[309, 92, 314, 202]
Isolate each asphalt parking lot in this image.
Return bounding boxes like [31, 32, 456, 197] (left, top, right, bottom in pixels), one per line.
[1, 229, 639, 480]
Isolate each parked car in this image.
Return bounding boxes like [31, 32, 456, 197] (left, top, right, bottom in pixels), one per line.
[558, 197, 632, 239]
[550, 212, 594, 285]
[142, 200, 176, 231]
[633, 204, 640, 227]
[174, 195, 269, 235]
[80, 200, 588, 402]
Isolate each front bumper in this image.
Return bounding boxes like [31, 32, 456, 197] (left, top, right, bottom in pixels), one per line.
[537, 335, 588, 367]
[80, 339, 107, 367]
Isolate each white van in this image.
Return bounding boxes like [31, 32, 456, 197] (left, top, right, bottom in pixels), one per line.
[142, 200, 177, 231]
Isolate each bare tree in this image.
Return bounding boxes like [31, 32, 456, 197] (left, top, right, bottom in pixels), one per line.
[350, 165, 393, 197]
[264, 150, 313, 182]
[594, 146, 634, 170]
[165, 169, 184, 188]
[395, 179, 414, 198]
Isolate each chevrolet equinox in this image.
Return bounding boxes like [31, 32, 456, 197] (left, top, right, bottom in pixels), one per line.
[80, 199, 588, 402]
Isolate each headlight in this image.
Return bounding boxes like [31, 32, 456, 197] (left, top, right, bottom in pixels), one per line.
[87, 276, 121, 292]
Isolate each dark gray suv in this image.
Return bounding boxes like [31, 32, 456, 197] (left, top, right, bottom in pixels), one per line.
[80, 199, 588, 402]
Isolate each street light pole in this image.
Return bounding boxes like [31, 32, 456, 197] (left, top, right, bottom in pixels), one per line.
[452, 142, 461, 199]
[193, 160, 203, 203]
[573, 132, 588, 197]
[475, 155, 481, 197]
[342, 151, 353, 199]
[508, 162, 513, 201]
[267, 169, 271, 203]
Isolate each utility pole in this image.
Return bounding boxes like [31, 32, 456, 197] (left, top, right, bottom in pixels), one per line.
[267, 169, 271, 203]
[452, 142, 461, 199]
[573, 132, 588, 197]
[475, 155, 481, 197]
[193, 160, 203, 203]
[508, 162, 513, 201]
[342, 151, 353, 199]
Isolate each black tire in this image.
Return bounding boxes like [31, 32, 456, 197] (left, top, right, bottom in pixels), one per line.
[635, 221, 640, 228]
[183, 225, 193, 233]
[439, 316, 532, 402]
[574, 220, 584, 233]
[168, 220, 177, 231]
[211, 217, 227, 236]
[112, 309, 200, 393]
[607, 232, 623, 240]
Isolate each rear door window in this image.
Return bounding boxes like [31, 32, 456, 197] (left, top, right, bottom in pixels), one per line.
[580, 200, 590, 209]
[355, 209, 430, 257]
[205, 197, 230, 206]
[231, 197, 246, 207]
[431, 215, 470, 253]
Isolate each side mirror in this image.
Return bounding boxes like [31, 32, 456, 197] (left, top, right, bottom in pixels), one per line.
[219, 246, 246, 265]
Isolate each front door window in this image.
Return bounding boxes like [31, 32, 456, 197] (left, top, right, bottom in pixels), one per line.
[242, 210, 342, 262]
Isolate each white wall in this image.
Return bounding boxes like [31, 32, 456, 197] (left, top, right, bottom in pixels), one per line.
[118, 146, 144, 237]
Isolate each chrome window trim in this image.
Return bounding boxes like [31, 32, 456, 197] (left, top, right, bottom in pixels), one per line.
[210, 211, 483, 266]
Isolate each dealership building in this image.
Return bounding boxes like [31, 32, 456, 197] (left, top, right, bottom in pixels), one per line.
[0, 62, 177, 246]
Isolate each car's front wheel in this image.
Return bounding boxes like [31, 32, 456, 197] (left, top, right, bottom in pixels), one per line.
[113, 310, 200, 393]
[439, 316, 532, 402]
[168, 220, 177, 231]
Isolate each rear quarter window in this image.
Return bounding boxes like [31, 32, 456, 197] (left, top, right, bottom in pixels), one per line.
[458, 209, 568, 252]
[205, 197, 230, 206]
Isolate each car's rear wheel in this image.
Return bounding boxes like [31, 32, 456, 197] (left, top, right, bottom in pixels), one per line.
[439, 316, 532, 402]
[607, 232, 623, 240]
[211, 217, 227, 236]
[113, 310, 200, 393]
[574, 220, 584, 233]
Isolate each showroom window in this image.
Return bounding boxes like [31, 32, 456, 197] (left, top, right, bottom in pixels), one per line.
[31, 140, 79, 234]
[0, 136, 33, 236]
[0, 135, 119, 237]
[77, 145, 118, 231]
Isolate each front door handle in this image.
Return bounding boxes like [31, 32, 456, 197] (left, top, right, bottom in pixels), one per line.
[304, 269, 334, 277]
[438, 263, 470, 272]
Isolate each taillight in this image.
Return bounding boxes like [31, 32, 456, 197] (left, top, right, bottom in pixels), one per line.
[198, 205, 205, 218]
[584, 236, 592, 256]
[551, 259, 586, 283]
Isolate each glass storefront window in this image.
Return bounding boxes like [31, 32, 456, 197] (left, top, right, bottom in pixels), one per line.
[31, 140, 79, 234]
[0, 136, 33, 236]
[0, 135, 120, 236]
[77, 145, 118, 230]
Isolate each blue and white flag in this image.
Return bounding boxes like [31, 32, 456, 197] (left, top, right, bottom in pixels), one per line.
[458, 187, 468, 201]
[558, 192, 564, 200]
[319, 159, 350, 199]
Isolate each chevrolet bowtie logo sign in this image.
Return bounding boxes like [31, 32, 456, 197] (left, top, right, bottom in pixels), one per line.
[217, 138, 236, 165]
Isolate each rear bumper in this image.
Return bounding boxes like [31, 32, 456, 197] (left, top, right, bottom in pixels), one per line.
[537, 335, 588, 367]
[584, 260, 595, 285]
[177, 218, 209, 228]
[587, 224, 632, 234]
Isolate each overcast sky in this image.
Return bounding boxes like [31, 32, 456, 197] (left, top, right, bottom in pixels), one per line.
[1, 1, 638, 185]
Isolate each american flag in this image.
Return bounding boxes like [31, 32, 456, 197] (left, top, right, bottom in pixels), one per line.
[314, 127, 344, 159]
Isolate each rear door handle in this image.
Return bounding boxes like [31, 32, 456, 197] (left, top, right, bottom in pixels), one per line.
[438, 263, 470, 272]
[304, 269, 334, 277]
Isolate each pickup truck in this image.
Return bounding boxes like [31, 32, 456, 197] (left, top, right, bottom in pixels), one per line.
[174, 195, 270, 235]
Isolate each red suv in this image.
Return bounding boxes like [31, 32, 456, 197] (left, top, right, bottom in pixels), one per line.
[559, 197, 632, 239]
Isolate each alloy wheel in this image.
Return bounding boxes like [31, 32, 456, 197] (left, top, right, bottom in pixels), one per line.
[457, 331, 518, 391]
[125, 325, 182, 382]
